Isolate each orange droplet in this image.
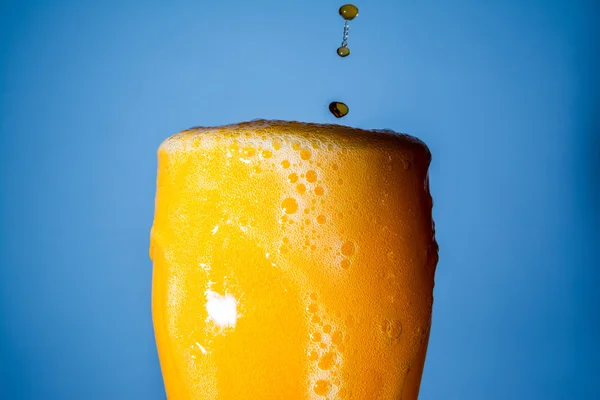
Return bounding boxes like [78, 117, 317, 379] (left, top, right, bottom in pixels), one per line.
[314, 186, 325, 196]
[306, 170, 318, 183]
[288, 173, 298, 183]
[292, 141, 301, 150]
[307, 303, 318, 313]
[311, 332, 322, 342]
[308, 351, 319, 361]
[261, 149, 273, 158]
[242, 147, 256, 157]
[316, 215, 327, 224]
[322, 324, 332, 334]
[341, 241, 355, 256]
[344, 315, 355, 327]
[313, 380, 332, 396]
[331, 331, 343, 345]
[300, 148, 312, 160]
[340, 259, 350, 269]
[297, 184, 307, 194]
[281, 160, 291, 168]
[318, 352, 336, 370]
[282, 198, 298, 214]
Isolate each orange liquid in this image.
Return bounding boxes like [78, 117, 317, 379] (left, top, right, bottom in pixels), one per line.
[150, 120, 438, 399]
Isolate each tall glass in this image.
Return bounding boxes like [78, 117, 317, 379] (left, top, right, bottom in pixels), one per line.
[150, 120, 438, 399]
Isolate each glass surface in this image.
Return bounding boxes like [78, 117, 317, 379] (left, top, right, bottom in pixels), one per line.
[150, 120, 438, 399]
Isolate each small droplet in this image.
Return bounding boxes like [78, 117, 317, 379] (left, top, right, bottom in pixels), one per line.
[329, 102, 349, 118]
[288, 173, 299, 183]
[331, 331, 343, 345]
[242, 147, 256, 157]
[281, 160, 291, 168]
[297, 183, 307, 194]
[282, 198, 298, 214]
[319, 342, 327, 349]
[339, 4, 359, 20]
[401, 157, 411, 170]
[306, 170, 318, 183]
[262, 149, 273, 158]
[311, 332, 323, 342]
[340, 259, 350, 269]
[344, 315, 355, 327]
[323, 324, 332, 334]
[292, 141, 302, 150]
[308, 350, 319, 361]
[339, 388, 348, 398]
[316, 215, 327, 224]
[318, 352, 336, 370]
[337, 46, 350, 57]
[314, 186, 325, 196]
[307, 303, 319, 313]
[314, 380, 332, 396]
[310, 292, 318, 301]
[341, 241, 355, 256]
[337, 344, 345, 352]
[311, 315, 321, 324]
[381, 319, 403, 339]
[300, 148, 312, 160]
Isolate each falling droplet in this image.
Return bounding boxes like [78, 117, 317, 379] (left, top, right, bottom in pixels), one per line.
[339, 4, 359, 20]
[329, 102, 349, 118]
[337, 46, 350, 57]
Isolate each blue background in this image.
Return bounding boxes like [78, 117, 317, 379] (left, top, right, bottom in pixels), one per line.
[1, 0, 598, 399]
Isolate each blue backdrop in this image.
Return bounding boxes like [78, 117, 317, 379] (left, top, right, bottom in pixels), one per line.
[1, 0, 598, 399]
